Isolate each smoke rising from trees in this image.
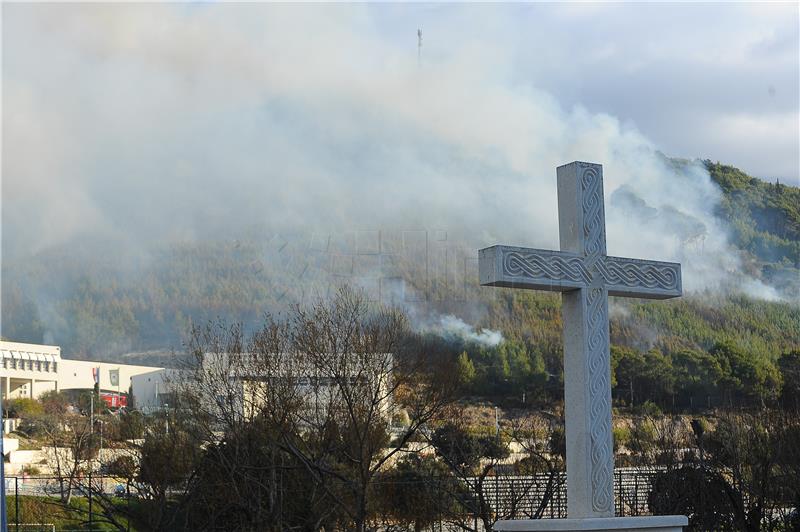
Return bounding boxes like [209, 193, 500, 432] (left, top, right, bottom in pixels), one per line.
[1, 4, 795, 353]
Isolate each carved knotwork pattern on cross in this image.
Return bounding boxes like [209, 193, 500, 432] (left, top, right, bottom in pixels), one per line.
[586, 286, 612, 513]
[501, 251, 680, 293]
[581, 165, 604, 261]
[581, 164, 612, 514]
[503, 252, 591, 284]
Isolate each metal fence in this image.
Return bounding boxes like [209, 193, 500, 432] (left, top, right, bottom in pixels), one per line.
[467, 468, 660, 520]
[4, 475, 134, 532]
[2, 470, 662, 531]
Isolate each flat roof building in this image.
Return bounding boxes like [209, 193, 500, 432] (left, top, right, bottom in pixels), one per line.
[0, 340, 163, 402]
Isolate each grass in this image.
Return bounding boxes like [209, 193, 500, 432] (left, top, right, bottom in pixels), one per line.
[5, 495, 139, 532]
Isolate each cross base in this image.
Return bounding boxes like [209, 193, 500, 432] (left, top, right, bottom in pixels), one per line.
[493, 516, 688, 532]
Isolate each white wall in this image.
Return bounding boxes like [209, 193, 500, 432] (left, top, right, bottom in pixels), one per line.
[31, 380, 57, 397]
[1, 340, 164, 400]
[58, 359, 163, 394]
[3, 419, 20, 435]
[0, 341, 60, 399]
[7, 449, 42, 464]
[2, 437, 19, 455]
[131, 369, 183, 412]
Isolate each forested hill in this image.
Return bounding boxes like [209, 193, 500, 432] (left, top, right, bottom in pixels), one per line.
[704, 160, 800, 291]
[1, 161, 798, 369]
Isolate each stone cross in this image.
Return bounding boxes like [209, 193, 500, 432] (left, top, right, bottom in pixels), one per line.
[479, 161, 682, 519]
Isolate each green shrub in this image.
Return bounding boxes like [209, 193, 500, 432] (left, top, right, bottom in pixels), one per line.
[613, 426, 631, 452]
[5, 398, 44, 419]
[635, 400, 663, 417]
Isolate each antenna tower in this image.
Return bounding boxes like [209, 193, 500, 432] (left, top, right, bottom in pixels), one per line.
[417, 29, 422, 66]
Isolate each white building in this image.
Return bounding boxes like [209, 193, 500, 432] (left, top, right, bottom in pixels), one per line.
[0, 340, 163, 402]
[131, 352, 394, 418]
[130, 368, 181, 412]
[0, 341, 60, 399]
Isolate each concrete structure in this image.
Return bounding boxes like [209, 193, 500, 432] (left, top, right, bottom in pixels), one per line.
[493, 517, 688, 532]
[2, 419, 20, 435]
[2, 438, 19, 455]
[1, 340, 163, 402]
[131, 368, 181, 412]
[0, 342, 60, 400]
[131, 352, 394, 419]
[4, 445, 137, 476]
[480, 162, 685, 531]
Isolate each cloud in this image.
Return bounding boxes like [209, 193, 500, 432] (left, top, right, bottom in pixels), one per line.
[494, 3, 799, 182]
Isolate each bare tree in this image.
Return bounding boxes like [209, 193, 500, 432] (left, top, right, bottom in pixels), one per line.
[626, 415, 690, 470]
[40, 414, 95, 505]
[282, 286, 458, 531]
[506, 415, 566, 520]
[429, 409, 565, 532]
[647, 410, 800, 531]
[34, 412, 133, 531]
[172, 285, 458, 531]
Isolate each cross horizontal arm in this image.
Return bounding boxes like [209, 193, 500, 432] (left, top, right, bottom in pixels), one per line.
[479, 245, 590, 292]
[598, 256, 681, 299]
[479, 245, 682, 299]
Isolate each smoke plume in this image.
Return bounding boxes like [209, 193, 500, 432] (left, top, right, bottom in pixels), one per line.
[2, 3, 796, 353]
[423, 315, 504, 348]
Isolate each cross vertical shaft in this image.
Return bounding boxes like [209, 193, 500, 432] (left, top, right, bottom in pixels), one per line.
[558, 162, 614, 517]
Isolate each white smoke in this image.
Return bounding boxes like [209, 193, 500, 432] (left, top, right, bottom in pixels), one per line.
[2, 3, 795, 306]
[425, 315, 504, 348]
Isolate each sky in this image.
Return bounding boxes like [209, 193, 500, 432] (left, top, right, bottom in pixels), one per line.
[374, 3, 799, 182]
[2, 2, 798, 301]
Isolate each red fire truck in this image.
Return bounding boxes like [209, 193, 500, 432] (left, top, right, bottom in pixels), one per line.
[99, 392, 128, 409]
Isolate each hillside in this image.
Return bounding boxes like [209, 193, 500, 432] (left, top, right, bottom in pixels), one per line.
[468, 288, 798, 409]
[1, 162, 798, 380]
[704, 160, 800, 292]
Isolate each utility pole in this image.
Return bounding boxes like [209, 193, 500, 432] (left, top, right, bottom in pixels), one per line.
[1, 388, 8, 532]
[89, 393, 94, 525]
